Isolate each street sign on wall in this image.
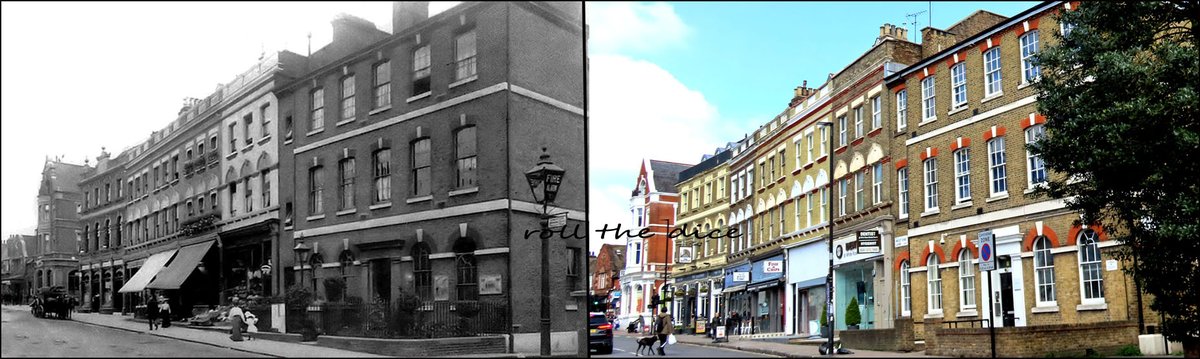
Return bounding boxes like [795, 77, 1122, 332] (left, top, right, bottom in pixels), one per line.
[733, 272, 750, 282]
[978, 230, 996, 271]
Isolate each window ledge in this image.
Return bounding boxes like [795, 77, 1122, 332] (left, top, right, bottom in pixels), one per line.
[369, 202, 392, 210]
[241, 144, 254, 153]
[305, 214, 325, 221]
[896, 128, 908, 137]
[1076, 303, 1107, 311]
[258, 136, 271, 145]
[956, 310, 979, 318]
[449, 186, 479, 197]
[951, 201, 973, 211]
[1017, 82, 1034, 91]
[406, 195, 433, 204]
[335, 118, 356, 127]
[448, 75, 478, 89]
[924, 312, 944, 319]
[1024, 183, 1047, 194]
[283, 138, 293, 146]
[921, 209, 941, 217]
[225, 152, 237, 160]
[918, 117, 937, 127]
[369, 105, 392, 116]
[986, 193, 1010, 203]
[898, 214, 910, 221]
[283, 225, 294, 231]
[1032, 305, 1060, 313]
[981, 92, 1005, 104]
[336, 208, 357, 216]
[948, 105, 970, 117]
[867, 127, 883, 138]
[306, 128, 325, 137]
[834, 145, 848, 154]
[851, 137, 865, 147]
[407, 92, 431, 103]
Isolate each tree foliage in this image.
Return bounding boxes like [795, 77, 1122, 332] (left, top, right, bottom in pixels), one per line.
[1031, 1, 1198, 352]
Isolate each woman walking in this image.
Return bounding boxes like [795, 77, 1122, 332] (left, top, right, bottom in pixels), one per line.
[158, 295, 172, 328]
[228, 298, 245, 342]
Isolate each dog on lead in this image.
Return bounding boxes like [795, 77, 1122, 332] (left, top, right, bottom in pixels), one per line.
[635, 336, 659, 356]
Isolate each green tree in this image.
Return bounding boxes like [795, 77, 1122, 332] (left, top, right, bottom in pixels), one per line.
[1031, 2, 1198, 356]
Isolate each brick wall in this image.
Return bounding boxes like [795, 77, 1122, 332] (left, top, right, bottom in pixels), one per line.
[927, 320, 1138, 357]
[317, 334, 508, 356]
[841, 316, 916, 352]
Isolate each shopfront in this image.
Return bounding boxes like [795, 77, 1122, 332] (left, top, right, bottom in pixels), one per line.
[723, 261, 751, 333]
[748, 253, 785, 334]
[832, 235, 882, 330]
[786, 239, 827, 336]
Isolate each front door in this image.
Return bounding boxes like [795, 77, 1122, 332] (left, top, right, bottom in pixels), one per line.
[1000, 272, 1015, 327]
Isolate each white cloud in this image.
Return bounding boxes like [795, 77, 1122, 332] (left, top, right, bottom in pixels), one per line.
[586, 2, 688, 54]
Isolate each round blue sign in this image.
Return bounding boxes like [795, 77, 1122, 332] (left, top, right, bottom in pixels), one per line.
[980, 243, 992, 261]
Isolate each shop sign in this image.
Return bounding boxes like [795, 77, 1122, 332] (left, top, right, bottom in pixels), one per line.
[894, 235, 909, 248]
[733, 272, 750, 282]
[856, 231, 880, 253]
[678, 247, 693, 264]
[763, 260, 783, 273]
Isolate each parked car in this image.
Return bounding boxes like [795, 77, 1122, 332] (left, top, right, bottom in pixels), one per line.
[588, 312, 613, 354]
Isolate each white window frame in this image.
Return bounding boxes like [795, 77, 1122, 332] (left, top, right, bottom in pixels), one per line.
[951, 63, 967, 108]
[838, 115, 848, 147]
[806, 133, 815, 165]
[838, 179, 847, 216]
[1020, 30, 1041, 84]
[806, 194, 814, 228]
[900, 260, 911, 316]
[795, 139, 803, 168]
[819, 127, 829, 156]
[1078, 230, 1105, 305]
[921, 76, 937, 121]
[954, 148, 972, 203]
[1033, 236, 1057, 306]
[854, 171, 865, 212]
[983, 48, 1003, 97]
[924, 158, 939, 212]
[896, 90, 908, 132]
[958, 249, 976, 311]
[1025, 125, 1047, 188]
[872, 163, 883, 204]
[927, 255, 943, 313]
[871, 96, 882, 130]
[854, 106, 864, 138]
[819, 188, 827, 223]
[988, 137, 1008, 196]
[634, 242, 642, 264]
[897, 167, 910, 218]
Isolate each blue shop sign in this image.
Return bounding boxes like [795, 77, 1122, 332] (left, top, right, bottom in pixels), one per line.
[749, 254, 786, 286]
[724, 263, 752, 288]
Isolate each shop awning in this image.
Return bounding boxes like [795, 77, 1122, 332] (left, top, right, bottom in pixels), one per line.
[147, 241, 213, 290]
[118, 249, 177, 293]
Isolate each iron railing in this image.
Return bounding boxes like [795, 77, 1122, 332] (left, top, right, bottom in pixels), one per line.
[287, 298, 509, 339]
[943, 318, 990, 329]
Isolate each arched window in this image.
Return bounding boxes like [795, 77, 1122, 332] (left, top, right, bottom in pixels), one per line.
[36, 270, 43, 288]
[115, 216, 122, 246]
[716, 219, 725, 253]
[412, 242, 432, 301]
[453, 238, 478, 301]
[1078, 229, 1104, 304]
[1033, 236, 1056, 305]
[703, 223, 711, 256]
[927, 255, 942, 313]
[958, 249, 976, 311]
[104, 219, 111, 248]
[900, 260, 911, 316]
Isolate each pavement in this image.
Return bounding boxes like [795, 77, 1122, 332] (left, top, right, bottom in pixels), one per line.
[4, 304, 385, 358]
[614, 331, 934, 358]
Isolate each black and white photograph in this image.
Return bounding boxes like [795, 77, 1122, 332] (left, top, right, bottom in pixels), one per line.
[2, 2, 585, 357]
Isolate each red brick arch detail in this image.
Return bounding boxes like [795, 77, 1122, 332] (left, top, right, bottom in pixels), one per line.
[951, 240, 979, 261]
[894, 251, 911, 272]
[921, 244, 947, 264]
[1067, 224, 1110, 245]
[1023, 225, 1063, 251]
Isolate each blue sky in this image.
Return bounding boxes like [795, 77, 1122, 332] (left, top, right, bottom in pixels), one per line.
[587, 2, 1040, 253]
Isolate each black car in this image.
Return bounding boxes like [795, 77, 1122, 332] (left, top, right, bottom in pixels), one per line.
[588, 312, 614, 354]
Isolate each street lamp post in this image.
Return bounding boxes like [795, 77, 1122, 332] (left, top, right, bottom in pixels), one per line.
[292, 242, 312, 295]
[816, 121, 837, 355]
[525, 147, 565, 358]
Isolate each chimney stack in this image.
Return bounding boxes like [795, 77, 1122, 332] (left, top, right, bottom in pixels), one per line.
[789, 80, 818, 108]
[393, 2, 430, 34]
[332, 13, 380, 44]
[877, 23, 908, 43]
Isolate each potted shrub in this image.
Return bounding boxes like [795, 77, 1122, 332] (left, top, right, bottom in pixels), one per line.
[845, 297, 862, 330]
[300, 318, 320, 342]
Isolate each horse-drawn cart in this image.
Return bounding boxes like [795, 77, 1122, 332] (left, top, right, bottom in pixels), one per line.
[31, 286, 73, 320]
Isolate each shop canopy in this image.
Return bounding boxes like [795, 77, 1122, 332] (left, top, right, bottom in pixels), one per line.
[147, 241, 213, 290]
[118, 249, 177, 293]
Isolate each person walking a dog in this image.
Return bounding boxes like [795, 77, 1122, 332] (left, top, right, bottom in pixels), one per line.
[654, 307, 674, 356]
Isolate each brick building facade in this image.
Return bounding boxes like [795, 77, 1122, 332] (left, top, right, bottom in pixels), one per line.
[619, 159, 687, 331]
[671, 145, 733, 331]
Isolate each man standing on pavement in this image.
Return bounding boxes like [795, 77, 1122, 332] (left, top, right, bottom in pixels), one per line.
[655, 307, 674, 356]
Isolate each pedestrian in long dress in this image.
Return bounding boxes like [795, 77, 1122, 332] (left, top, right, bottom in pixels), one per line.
[146, 294, 159, 331]
[158, 295, 172, 328]
[228, 298, 245, 342]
